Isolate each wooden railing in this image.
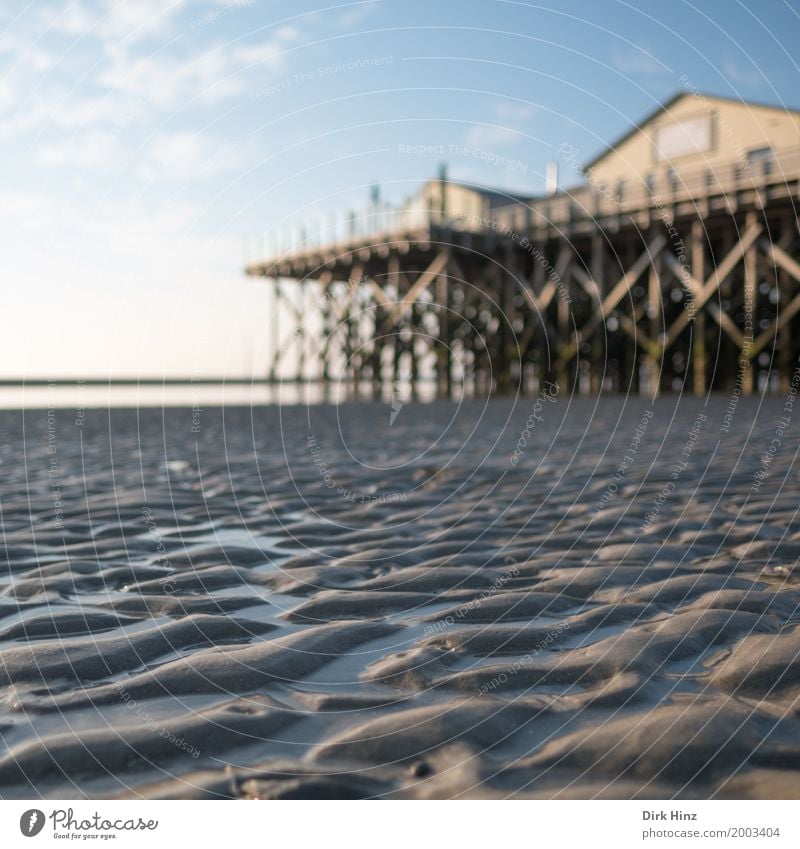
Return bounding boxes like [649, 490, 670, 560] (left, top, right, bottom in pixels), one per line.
[248, 145, 800, 267]
[492, 144, 800, 233]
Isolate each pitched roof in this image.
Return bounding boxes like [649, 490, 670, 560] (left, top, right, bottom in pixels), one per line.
[584, 90, 800, 170]
[427, 178, 532, 206]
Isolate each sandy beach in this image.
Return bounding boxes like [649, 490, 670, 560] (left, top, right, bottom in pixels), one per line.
[1, 395, 799, 799]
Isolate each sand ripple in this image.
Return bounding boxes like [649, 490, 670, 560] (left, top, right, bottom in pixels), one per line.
[0, 397, 799, 798]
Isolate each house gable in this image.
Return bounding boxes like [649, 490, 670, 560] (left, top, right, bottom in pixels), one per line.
[585, 93, 800, 192]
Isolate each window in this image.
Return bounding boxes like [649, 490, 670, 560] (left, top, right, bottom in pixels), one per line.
[654, 115, 713, 160]
[645, 173, 655, 194]
[667, 168, 679, 193]
[748, 147, 774, 177]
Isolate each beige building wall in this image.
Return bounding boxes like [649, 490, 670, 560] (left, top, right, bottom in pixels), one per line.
[420, 180, 493, 224]
[401, 181, 499, 228]
[587, 94, 800, 193]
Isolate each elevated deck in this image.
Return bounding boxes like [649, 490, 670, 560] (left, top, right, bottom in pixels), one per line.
[247, 145, 800, 280]
[246, 145, 800, 398]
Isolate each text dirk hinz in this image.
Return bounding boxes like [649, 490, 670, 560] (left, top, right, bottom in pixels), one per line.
[643, 811, 698, 821]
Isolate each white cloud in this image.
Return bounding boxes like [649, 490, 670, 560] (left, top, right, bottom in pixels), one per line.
[98, 26, 300, 111]
[137, 131, 248, 183]
[36, 2, 102, 37]
[0, 192, 57, 231]
[37, 129, 120, 169]
[37, 0, 188, 46]
[0, 2, 374, 378]
[722, 57, 763, 88]
[95, 0, 187, 44]
[0, 78, 13, 110]
[464, 124, 523, 149]
[0, 2, 303, 147]
[234, 26, 301, 65]
[464, 101, 534, 150]
[495, 102, 537, 121]
[610, 45, 667, 77]
[332, 2, 381, 30]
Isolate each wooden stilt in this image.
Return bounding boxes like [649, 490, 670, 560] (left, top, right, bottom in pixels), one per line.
[590, 232, 604, 394]
[270, 280, 280, 381]
[742, 212, 758, 395]
[692, 220, 706, 396]
[647, 250, 662, 398]
[437, 264, 450, 397]
[557, 277, 569, 390]
[298, 279, 307, 382]
[321, 281, 332, 390]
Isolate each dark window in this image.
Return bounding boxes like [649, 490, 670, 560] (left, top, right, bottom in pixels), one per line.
[748, 147, 774, 177]
[667, 168, 679, 192]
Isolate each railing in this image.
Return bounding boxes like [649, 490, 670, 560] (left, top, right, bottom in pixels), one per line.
[493, 144, 800, 233]
[245, 202, 439, 265]
[247, 145, 800, 267]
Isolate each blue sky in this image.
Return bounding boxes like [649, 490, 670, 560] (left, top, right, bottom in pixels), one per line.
[3, 0, 799, 378]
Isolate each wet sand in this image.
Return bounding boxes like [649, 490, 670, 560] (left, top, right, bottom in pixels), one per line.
[0, 396, 799, 799]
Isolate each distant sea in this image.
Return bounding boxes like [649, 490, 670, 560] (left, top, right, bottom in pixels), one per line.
[0, 380, 440, 409]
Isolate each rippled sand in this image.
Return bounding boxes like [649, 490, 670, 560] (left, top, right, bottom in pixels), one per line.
[1, 396, 799, 799]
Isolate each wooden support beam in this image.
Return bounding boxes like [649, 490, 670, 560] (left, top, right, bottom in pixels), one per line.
[321, 281, 332, 386]
[661, 250, 744, 349]
[540, 244, 573, 311]
[571, 266, 601, 301]
[367, 281, 385, 394]
[750, 235, 800, 362]
[298, 280, 307, 381]
[385, 250, 449, 328]
[691, 220, 706, 396]
[745, 227, 799, 382]
[393, 269, 407, 396]
[515, 243, 572, 313]
[315, 266, 364, 383]
[748, 289, 800, 360]
[515, 300, 556, 372]
[558, 233, 666, 365]
[660, 219, 762, 352]
[368, 279, 394, 311]
[742, 213, 758, 395]
[590, 232, 605, 393]
[437, 262, 450, 397]
[777, 222, 794, 390]
[557, 277, 570, 389]
[615, 309, 660, 357]
[269, 279, 279, 381]
[269, 282, 305, 380]
[501, 257, 519, 392]
[760, 240, 800, 285]
[645, 251, 662, 397]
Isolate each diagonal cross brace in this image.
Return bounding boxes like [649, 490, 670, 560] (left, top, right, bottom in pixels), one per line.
[661, 252, 745, 348]
[746, 240, 800, 359]
[558, 233, 667, 363]
[383, 250, 450, 329]
[661, 221, 762, 351]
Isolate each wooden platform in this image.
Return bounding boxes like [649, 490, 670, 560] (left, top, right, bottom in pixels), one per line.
[246, 145, 800, 397]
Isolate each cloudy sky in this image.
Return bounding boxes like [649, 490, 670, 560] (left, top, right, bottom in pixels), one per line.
[2, 0, 798, 379]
